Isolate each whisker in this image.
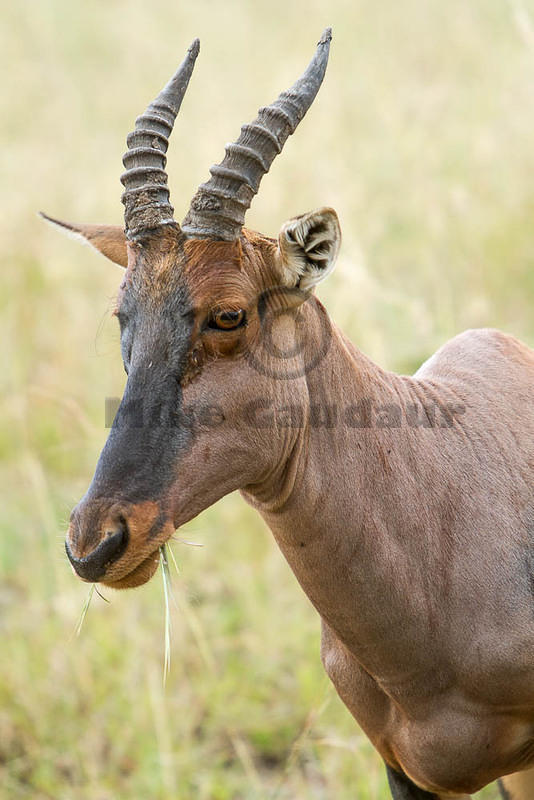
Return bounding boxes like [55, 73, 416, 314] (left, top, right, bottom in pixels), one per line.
[171, 536, 204, 547]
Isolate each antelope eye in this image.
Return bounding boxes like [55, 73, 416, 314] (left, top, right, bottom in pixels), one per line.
[208, 309, 246, 331]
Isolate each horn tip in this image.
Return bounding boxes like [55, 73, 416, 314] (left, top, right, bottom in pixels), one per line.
[189, 38, 200, 59]
[319, 27, 332, 46]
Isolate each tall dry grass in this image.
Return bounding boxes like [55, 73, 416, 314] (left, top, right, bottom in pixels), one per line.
[3, 0, 534, 796]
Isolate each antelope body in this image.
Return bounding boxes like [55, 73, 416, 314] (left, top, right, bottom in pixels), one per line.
[44, 31, 534, 799]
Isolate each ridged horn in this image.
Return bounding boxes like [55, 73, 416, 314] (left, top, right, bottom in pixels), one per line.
[181, 28, 332, 242]
[121, 39, 200, 239]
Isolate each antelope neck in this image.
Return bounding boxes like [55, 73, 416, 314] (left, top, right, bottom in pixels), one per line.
[243, 317, 455, 680]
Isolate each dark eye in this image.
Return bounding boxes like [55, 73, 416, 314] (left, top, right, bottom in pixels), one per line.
[208, 309, 246, 331]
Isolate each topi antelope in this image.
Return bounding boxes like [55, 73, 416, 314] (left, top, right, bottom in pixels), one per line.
[43, 29, 534, 800]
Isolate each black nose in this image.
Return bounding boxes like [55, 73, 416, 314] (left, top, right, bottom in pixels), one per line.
[66, 516, 129, 582]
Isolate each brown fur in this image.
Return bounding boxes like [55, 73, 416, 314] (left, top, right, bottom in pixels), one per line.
[55, 212, 534, 799]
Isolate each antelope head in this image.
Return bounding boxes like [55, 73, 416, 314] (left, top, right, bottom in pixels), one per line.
[46, 30, 341, 589]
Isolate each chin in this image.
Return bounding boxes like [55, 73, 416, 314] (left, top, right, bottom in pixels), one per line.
[100, 548, 161, 590]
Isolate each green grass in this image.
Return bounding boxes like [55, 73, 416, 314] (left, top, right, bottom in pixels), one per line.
[2, 0, 534, 796]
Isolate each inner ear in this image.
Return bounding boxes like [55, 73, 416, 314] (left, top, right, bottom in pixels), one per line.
[277, 207, 341, 291]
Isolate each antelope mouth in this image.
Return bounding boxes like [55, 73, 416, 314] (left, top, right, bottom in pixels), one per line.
[67, 498, 176, 589]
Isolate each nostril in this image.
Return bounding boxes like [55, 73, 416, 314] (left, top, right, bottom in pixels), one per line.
[66, 515, 129, 582]
[104, 514, 128, 538]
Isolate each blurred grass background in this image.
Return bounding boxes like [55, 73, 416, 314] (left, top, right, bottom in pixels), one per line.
[2, 0, 534, 796]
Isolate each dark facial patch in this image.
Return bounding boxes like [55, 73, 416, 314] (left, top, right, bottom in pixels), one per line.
[86, 228, 195, 515]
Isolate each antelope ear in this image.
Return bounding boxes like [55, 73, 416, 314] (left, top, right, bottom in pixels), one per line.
[277, 207, 341, 291]
[39, 212, 128, 268]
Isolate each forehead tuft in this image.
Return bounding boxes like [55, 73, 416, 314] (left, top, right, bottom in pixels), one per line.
[183, 238, 243, 272]
[116, 227, 279, 314]
[117, 227, 186, 309]
[183, 232, 279, 310]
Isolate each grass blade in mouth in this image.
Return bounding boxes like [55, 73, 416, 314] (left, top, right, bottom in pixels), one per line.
[74, 584, 95, 637]
[94, 586, 109, 602]
[167, 541, 180, 577]
[160, 545, 172, 685]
